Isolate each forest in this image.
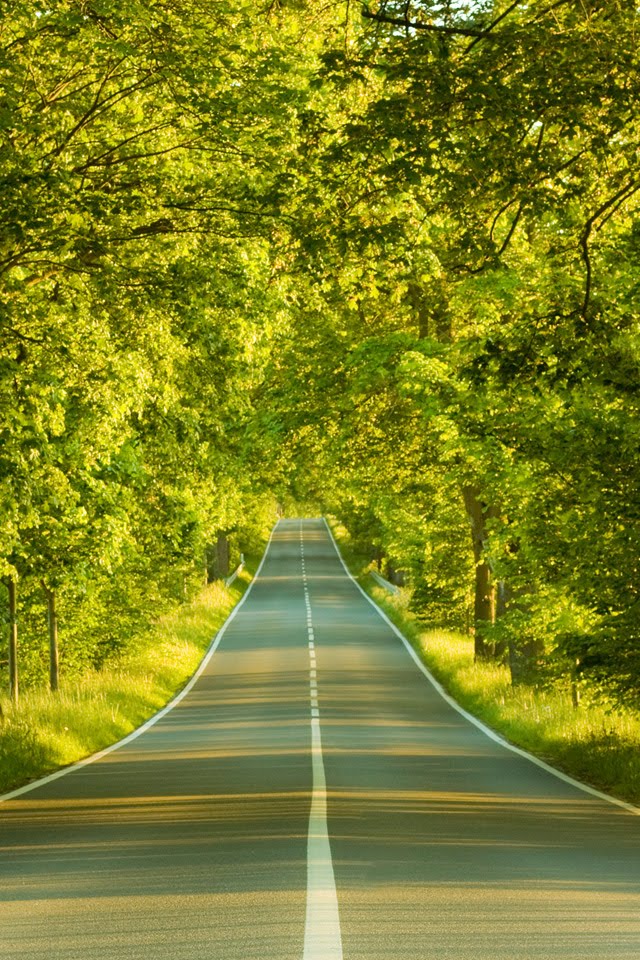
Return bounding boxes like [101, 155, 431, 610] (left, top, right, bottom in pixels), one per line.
[2, 0, 640, 714]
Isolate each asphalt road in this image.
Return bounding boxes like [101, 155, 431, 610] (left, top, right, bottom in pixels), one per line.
[1, 518, 639, 959]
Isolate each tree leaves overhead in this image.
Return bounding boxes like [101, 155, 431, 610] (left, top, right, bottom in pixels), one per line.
[2, 0, 640, 704]
[258, 0, 640, 697]
[0, 0, 322, 686]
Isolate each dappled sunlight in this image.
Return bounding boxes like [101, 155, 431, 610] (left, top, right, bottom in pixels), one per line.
[2, 519, 640, 959]
[326, 787, 605, 820]
[108, 745, 311, 762]
[327, 743, 499, 757]
[1, 775, 311, 915]
[254, 575, 306, 584]
[1, 890, 308, 960]
[1, 790, 310, 830]
[327, 717, 462, 729]
[173, 692, 310, 708]
[336, 884, 640, 960]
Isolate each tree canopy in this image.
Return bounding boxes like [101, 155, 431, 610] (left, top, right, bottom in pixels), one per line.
[2, 0, 640, 705]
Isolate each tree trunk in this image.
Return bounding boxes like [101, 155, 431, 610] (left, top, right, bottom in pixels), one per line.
[216, 533, 230, 580]
[462, 485, 496, 659]
[408, 279, 452, 341]
[498, 563, 543, 684]
[571, 658, 581, 708]
[43, 584, 59, 692]
[7, 579, 18, 705]
[508, 633, 544, 685]
[493, 581, 510, 659]
[205, 534, 231, 582]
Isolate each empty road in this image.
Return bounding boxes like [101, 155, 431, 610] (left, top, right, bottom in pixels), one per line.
[1, 518, 639, 959]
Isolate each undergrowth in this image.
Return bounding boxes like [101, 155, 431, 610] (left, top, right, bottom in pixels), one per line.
[330, 517, 640, 807]
[0, 562, 256, 795]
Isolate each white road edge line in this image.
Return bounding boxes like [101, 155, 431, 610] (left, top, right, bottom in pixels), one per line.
[322, 517, 640, 818]
[0, 523, 279, 805]
[302, 528, 343, 960]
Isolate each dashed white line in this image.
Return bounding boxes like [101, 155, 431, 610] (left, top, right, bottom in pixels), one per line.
[301, 528, 343, 960]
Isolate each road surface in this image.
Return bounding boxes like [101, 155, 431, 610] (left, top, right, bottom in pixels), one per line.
[1, 518, 639, 959]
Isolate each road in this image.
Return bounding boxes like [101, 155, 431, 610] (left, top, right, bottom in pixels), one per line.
[1, 518, 639, 959]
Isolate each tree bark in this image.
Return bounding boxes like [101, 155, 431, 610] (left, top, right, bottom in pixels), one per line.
[43, 584, 59, 692]
[571, 658, 581, 708]
[7, 579, 18, 705]
[462, 485, 496, 659]
[499, 561, 543, 684]
[408, 279, 452, 341]
[493, 580, 510, 659]
[508, 632, 544, 684]
[216, 533, 230, 580]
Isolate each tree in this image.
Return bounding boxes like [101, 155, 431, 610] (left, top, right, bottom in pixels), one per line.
[261, 0, 640, 696]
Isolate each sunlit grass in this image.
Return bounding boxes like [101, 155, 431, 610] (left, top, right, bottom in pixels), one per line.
[372, 585, 640, 805]
[0, 565, 254, 795]
[328, 518, 640, 806]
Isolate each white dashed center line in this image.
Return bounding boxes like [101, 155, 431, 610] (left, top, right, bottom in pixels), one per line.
[300, 526, 343, 960]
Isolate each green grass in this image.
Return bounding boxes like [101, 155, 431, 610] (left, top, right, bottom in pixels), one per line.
[0, 562, 256, 795]
[329, 517, 640, 807]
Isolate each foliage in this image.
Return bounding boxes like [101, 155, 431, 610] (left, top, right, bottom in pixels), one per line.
[260, 0, 640, 703]
[0, 0, 299, 694]
[2, 0, 640, 715]
[0, 561, 256, 794]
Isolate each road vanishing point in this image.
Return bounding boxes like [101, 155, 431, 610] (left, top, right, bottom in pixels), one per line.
[2, 518, 640, 959]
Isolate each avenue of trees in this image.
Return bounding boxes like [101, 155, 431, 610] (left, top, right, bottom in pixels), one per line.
[2, 1, 639, 706]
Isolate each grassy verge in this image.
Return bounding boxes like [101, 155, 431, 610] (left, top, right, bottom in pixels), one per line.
[0, 559, 258, 796]
[329, 518, 640, 807]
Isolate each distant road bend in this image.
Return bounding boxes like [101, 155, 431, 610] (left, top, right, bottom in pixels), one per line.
[2, 518, 640, 959]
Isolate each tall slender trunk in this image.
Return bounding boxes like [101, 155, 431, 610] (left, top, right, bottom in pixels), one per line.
[571, 658, 581, 709]
[508, 632, 544, 685]
[499, 570, 543, 684]
[43, 584, 59, 692]
[408, 278, 452, 341]
[7, 578, 18, 705]
[462, 485, 496, 660]
[493, 581, 510, 659]
[216, 533, 230, 580]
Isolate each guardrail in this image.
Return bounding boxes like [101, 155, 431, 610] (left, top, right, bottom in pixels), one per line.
[224, 554, 245, 587]
[370, 569, 401, 595]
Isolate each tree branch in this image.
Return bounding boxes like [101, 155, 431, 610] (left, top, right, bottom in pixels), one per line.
[489, 198, 519, 245]
[2, 23, 75, 53]
[465, 0, 523, 52]
[1, 324, 46, 344]
[71, 123, 182, 174]
[46, 65, 164, 161]
[496, 199, 524, 257]
[579, 180, 640, 323]
[362, 6, 484, 38]
[163, 201, 297, 224]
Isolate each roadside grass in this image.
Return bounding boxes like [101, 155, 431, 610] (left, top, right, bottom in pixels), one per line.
[329, 518, 640, 807]
[0, 562, 256, 796]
